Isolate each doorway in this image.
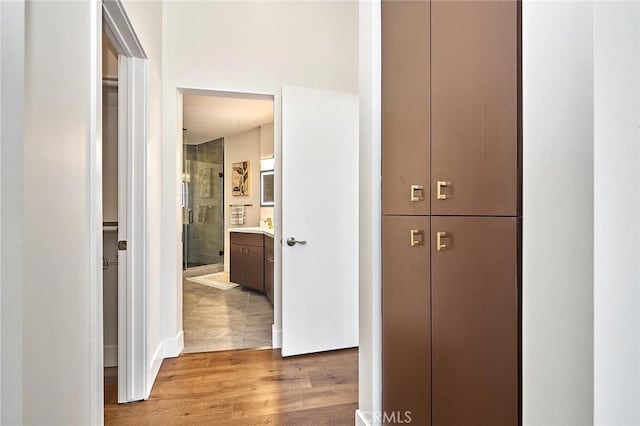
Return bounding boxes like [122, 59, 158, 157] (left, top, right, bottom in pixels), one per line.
[102, 29, 119, 401]
[101, 0, 149, 405]
[174, 86, 360, 359]
[180, 92, 276, 354]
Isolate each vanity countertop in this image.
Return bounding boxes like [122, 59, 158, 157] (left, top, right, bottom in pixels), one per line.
[229, 226, 274, 238]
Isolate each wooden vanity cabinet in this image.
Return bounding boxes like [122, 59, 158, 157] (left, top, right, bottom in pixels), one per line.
[230, 232, 264, 292]
[230, 232, 275, 298]
[264, 235, 274, 304]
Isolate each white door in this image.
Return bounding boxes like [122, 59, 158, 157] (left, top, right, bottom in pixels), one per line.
[117, 56, 147, 402]
[281, 85, 359, 356]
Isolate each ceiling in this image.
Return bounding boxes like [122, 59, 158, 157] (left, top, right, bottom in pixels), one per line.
[183, 94, 274, 145]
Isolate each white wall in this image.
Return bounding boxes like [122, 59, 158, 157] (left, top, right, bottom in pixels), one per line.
[162, 1, 358, 353]
[102, 40, 118, 221]
[23, 1, 102, 423]
[119, 0, 165, 391]
[260, 123, 274, 159]
[523, 2, 594, 424]
[259, 123, 275, 224]
[357, 1, 381, 425]
[593, 2, 640, 424]
[19, 0, 163, 421]
[223, 127, 262, 271]
[102, 32, 118, 78]
[0, 0, 24, 423]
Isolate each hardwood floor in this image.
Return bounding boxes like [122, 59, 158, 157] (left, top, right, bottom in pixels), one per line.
[105, 348, 358, 425]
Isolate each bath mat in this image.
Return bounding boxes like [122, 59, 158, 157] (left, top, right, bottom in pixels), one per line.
[187, 271, 239, 290]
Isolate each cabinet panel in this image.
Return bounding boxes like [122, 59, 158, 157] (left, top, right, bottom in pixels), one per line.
[382, 216, 430, 426]
[229, 243, 245, 285]
[230, 232, 264, 247]
[264, 247, 274, 304]
[244, 246, 264, 292]
[431, 1, 518, 216]
[431, 217, 518, 425]
[382, 0, 430, 215]
[265, 234, 274, 252]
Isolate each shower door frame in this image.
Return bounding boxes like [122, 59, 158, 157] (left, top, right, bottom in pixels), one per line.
[182, 140, 226, 269]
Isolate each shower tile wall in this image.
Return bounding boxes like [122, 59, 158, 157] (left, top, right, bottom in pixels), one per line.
[185, 138, 224, 266]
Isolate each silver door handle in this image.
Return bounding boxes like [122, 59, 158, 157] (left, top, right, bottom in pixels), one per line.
[287, 237, 307, 247]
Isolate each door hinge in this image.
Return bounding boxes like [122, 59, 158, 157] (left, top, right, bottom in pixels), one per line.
[118, 240, 127, 251]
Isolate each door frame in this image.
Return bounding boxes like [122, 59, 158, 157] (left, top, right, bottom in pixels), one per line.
[102, 0, 149, 405]
[176, 88, 280, 347]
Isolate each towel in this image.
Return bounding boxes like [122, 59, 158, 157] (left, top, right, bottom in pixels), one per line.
[230, 205, 246, 225]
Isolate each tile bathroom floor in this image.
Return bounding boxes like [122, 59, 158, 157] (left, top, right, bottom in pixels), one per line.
[182, 279, 273, 354]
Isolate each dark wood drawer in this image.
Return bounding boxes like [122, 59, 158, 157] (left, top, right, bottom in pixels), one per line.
[230, 232, 264, 248]
[264, 234, 274, 252]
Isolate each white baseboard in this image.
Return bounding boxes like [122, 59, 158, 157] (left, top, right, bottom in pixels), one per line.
[164, 330, 184, 358]
[355, 409, 372, 426]
[272, 325, 282, 348]
[144, 331, 184, 398]
[104, 345, 118, 368]
[146, 341, 164, 398]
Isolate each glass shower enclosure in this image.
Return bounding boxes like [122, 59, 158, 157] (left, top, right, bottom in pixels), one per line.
[182, 138, 225, 270]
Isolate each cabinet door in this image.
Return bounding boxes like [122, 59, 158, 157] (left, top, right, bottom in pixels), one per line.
[431, 217, 518, 425]
[229, 243, 245, 286]
[382, 0, 430, 215]
[382, 216, 430, 426]
[431, 1, 518, 216]
[264, 248, 274, 304]
[244, 245, 264, 292]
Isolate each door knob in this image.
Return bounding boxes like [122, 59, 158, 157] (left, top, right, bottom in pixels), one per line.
[436, 232, 448, 251]
[436, 181, 451, 200]
[287, 237, 307, 247]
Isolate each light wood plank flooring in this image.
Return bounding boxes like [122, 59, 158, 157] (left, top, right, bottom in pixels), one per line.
[183, 279, 273, 353]
[104, 348, 358, 425]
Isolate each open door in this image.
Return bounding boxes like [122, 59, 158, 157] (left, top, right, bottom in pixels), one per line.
[281, 85, 359, 356]
[116, 56, 147, 403]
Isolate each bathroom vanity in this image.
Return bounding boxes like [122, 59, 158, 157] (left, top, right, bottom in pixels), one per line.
[229, 227, 274, 304]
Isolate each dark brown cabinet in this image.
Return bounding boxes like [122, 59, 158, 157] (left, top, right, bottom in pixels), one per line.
[382, 216, 430, 426]
[382, 0, 430, 216]
[264, 236, 274, 304]
[431, 0, 519, 216]
[243, 245, 264, 292]
[230, 232, 264, 292]
[431, 217, 518, 425]
[382, 0, 521, 424]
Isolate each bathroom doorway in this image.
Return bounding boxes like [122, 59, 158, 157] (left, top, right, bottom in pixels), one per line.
[180, 92, 275, 354]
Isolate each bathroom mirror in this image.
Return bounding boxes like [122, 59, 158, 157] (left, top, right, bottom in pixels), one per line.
[260, 170, 274, 206]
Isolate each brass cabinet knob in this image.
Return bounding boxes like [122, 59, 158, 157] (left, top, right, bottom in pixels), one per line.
[436, 231, 448, 251]
[436, 181, 451, 200]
